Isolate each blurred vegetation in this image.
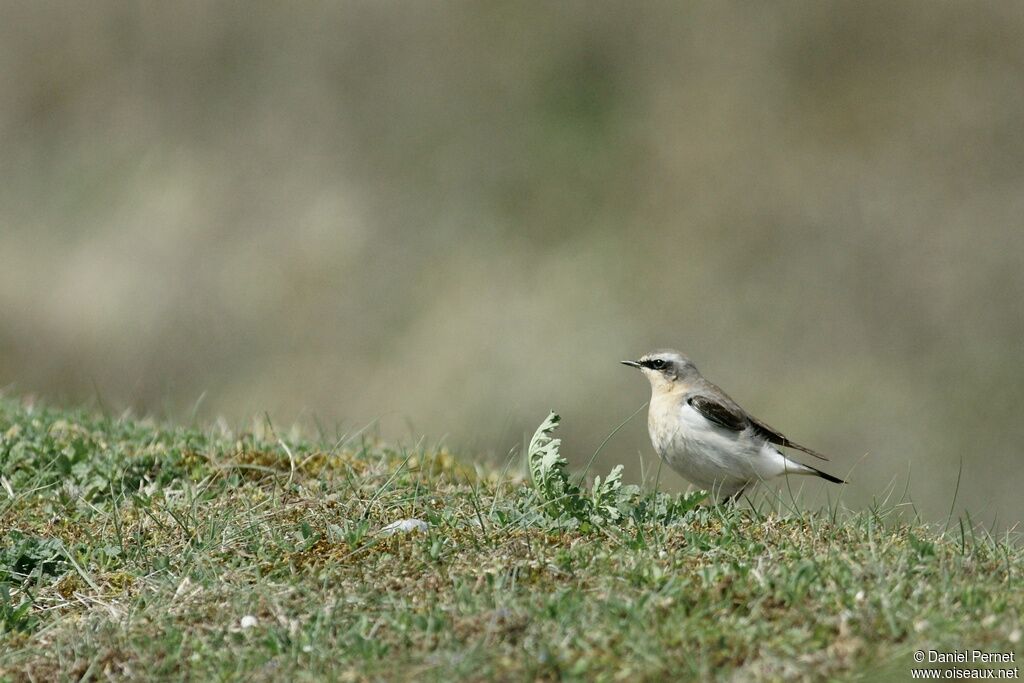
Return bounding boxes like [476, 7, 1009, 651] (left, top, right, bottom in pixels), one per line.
[1, 2, 1022, 523]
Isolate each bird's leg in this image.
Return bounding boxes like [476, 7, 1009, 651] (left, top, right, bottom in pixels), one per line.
[722, 487, 747, 506]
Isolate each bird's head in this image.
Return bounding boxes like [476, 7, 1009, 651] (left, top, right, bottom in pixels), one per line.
[621, 349, 696, 393]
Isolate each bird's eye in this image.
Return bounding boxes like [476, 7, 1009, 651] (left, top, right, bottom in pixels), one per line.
[651, 359, 666, 369]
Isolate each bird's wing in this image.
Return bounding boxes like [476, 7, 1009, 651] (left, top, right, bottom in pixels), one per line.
[686, 394, 748, 432]
[748, 416, 830, 461]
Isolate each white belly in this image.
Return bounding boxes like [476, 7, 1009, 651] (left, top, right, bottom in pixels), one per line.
[648, 400, 790, 496]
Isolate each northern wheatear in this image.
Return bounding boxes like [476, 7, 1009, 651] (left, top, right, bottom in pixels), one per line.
[622, 349, 844, 502]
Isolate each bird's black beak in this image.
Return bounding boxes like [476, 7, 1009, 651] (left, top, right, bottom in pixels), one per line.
[620, 360, 642, 369]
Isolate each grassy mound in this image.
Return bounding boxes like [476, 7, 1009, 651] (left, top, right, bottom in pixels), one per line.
[1, 398, 1020, 680]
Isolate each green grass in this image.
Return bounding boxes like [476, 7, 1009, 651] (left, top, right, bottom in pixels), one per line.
[0, 397, 1021, 681]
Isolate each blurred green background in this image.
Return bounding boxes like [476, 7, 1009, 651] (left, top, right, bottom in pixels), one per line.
[2, 2, 1022, 523]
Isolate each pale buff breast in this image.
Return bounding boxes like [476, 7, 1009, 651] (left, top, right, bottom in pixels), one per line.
[647, 393, 770, 493]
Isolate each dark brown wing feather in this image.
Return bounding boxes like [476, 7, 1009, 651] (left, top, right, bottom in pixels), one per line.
[687, 379, 832, 461]
[748, 416, 830, 461]
[686, 395, 748, 432]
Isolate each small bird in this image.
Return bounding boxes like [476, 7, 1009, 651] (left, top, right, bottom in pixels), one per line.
[622, 349, 844, 502]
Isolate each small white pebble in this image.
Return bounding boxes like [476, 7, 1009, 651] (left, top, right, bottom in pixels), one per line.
[855, 590, 866, 603]
[172, 577, 193, 600]
[240, 615, 258, 629]
[1009, 629, 1021, 644]
[381, 518, 429, 535]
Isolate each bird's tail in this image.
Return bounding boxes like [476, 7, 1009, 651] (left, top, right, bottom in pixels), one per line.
[775, 450, 845, 484]
[799, 462, 845, 484]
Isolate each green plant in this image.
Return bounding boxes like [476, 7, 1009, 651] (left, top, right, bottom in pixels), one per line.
[0, 584, 35, 635]
[527, 411, 705, 527]
[0, 533, 66, 586]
